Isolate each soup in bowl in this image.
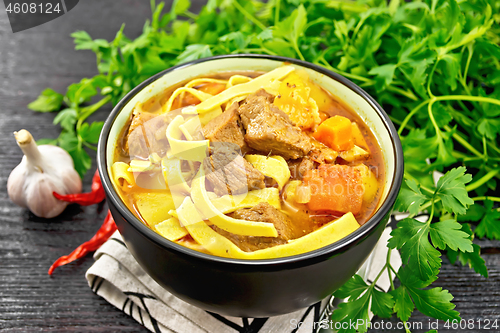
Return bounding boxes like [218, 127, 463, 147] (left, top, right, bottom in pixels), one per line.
[97, 55, 403, 317]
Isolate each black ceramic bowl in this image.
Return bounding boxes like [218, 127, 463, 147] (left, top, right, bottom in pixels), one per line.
[97, 54, 403, 317]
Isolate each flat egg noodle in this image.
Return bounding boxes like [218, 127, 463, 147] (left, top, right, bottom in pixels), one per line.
[244, 155, 291, 190]
[182, 66, 295, 114]
[190, 167, 278, 237]
[111, 162, 136, 192]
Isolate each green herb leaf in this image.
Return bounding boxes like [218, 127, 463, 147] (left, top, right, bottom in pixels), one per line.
[72, 30, 109, 51]
[28, 88, 64, 112]
[390, 286, 414, 322]
[429, 219, 473, 252]
[78, 121, 104, 145]
[435, 167, 474, 215]
[371, 289, 395, 318]
[176, 44, 213, 64]
[36, 138, 58, 146]
[446, 223, 488, 277]
[407, 285, 460, 321]
[53, 108, 77, 132]
[368, 64, 397, 91]
[273, 5, 307, 42]
[395, 179, 430, 215]
[398, 267, 460, 321]
[172, 0, 190, 16]
[71, 146, 92, 178]
[448, 243, 488, 278]
[388, 218, 441, 281]
[332, 276, 394, 329]
[65, 79, 98, 107]
[58, 131, 91, 177]
[457, 203, 485, 222]
[475, 200, 500, 240]
[331, 290, 371, 333]
[272, 5, 307, 59]
[477, 117, 500, 140]
[333, 274, 369, 300]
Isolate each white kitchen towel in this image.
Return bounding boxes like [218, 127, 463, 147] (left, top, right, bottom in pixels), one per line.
[85, 223, 403, 333]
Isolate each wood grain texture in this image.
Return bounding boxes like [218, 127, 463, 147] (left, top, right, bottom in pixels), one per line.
[0, 1, 498, 332]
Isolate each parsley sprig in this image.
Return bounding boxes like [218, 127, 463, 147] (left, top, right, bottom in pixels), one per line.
[28, 0, 500, 328]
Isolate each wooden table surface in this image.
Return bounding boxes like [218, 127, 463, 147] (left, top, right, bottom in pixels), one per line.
[0, 1, 499, 332]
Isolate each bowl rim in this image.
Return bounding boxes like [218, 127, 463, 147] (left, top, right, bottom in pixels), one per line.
[97, 54, 404, 266]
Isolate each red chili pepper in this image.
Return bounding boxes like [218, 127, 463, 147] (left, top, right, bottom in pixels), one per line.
[53, 169, 105, 206]
[48, 210, 117, 275]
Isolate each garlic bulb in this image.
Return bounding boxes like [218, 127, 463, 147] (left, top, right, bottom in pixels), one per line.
[7, 129, 82, 218]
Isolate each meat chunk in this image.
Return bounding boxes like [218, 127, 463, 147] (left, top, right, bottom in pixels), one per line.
[238, 90, 312, 159]
[252, 88, 274, 103]
[202, 102, 248, 153]
[308, 138, 338, 164]
[128, 110, 157, 137]
[213, 202, 293, 252]
[308, 148, 338, 164]
[203, 142, 265, 196]
[233, 203, 293, 239]
[126, 111, 173, 159]
[288, 157, 315, 180]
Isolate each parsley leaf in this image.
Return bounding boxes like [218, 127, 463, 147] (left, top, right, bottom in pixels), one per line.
[176, 44, 213, 64]
[394, 179, 430, 215]
[435, 167, 474, 215]
[368, 64, 397, 91]
[53, 109, 77, 132]
[474, 200, 500, 240]
[371, 289, 395, 318]
[57, 131, 91, 178]
[429, 219, 473, 252]
[272, 5, 307, 60]
[388, 218, 441, 281]
[65, 78, 98, 107]
[331, 290, 371, 333]
[36, 138, 58, 146]
[477, 117, 500, 140]
[333, 274, 369, 300]
[28, 88, 64, 112]
[78, 121, 104, 145]
[390, 285, 414, 322]
[398, 267, 460, 321]
[332, 274, 395, 330]
[72, 30, 109, 51]
[448, 243, 488, 278]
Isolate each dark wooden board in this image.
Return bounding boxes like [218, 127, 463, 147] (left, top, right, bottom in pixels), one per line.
[0, 1, 498, 332]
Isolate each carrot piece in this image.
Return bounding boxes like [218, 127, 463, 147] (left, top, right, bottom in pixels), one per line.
[198, 83, 226, 96]
[181, 93, 200, 106]
[303, 164, 363, 215]
[313, 115, 353, 151]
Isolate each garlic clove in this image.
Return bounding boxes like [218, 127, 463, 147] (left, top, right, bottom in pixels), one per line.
[7, 164, 29, 208]
[25, 173, 69, 218]
[7, 129, 82, 218]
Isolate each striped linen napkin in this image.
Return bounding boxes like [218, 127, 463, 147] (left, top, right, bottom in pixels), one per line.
[86, 224, 401, 333]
